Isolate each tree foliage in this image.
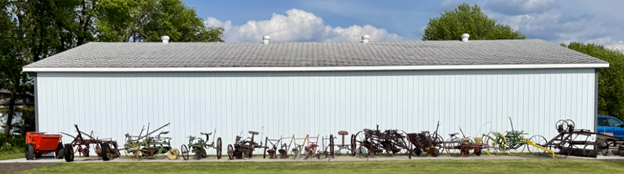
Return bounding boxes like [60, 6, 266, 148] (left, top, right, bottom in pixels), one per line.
[1, 0, 223, 136]
[561, 42, 624, 120]
[422, 3, 525, 41]
[96, 0, 223, 42]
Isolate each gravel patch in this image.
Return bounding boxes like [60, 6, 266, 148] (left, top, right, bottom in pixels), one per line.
[0, 163, 57, 173]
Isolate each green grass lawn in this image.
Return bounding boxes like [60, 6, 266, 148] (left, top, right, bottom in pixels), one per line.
[0, 153, 23, 160]
[12, 159, 624, 174]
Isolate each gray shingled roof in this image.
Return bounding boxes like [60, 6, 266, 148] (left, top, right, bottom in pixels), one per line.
[24, 39, 606, 68]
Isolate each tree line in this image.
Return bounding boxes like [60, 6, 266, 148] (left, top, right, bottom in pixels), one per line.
[0, 0, 224, 136]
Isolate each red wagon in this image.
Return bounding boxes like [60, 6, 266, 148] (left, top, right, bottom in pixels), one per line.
[25, 132, 64, 160]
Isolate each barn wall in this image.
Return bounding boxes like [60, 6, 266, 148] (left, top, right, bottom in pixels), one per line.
[36, 69, 596, 155]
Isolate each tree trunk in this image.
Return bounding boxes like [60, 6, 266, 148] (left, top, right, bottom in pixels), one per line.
[4, 90, 17, 136]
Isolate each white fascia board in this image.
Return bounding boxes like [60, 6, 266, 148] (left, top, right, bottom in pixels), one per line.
[23, 63, 609, 73]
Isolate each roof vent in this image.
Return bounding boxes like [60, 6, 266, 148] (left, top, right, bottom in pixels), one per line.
[262, 35, 270, 44]
[361, 35, 369, 43]
[161, 35, 170, 44]
[461, 33, 469, 42]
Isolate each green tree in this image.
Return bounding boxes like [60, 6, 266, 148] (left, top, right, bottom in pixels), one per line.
[561, 42, 624, 120]
[422, 3, 525, 41]
[95, 0, 223, 42]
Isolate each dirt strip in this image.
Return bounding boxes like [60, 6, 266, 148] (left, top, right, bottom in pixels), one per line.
[0, 163, 57, 173]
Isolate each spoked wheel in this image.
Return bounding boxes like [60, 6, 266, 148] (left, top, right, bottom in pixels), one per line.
[350, 134, 357, 156]
[399, 131, 413, 159]
[355, 132, 370, 157]
[227, 144, 234, 160]
[329, 135, 335, 158]
[445, 137, 461, 157]
[181, 144, 190, 160]
[597, 141, 610, 156]
[216, 138, 222, 159]
[356, 145, 369, 158]
[483, 132, 506, 156]
[433, 134, 445, 156]
[527, 135, 548, 155]
[566, 119, 576, 130]
[556, 120, 570, 133]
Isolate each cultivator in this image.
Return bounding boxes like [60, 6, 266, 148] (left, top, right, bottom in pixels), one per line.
[265, 136, 292, 159]
[444, 128, 484, 157]
[353, 125, 413, 158]
[227, 131, 268, 159]
[181, 129, 222, 160]
[406, 122, 444, 157]
[60, 124, 120, 162]
[123, 123, 173, 160]
[532, 119, 621, 158]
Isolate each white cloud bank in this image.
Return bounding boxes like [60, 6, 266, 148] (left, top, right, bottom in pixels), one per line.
[204, 9, 402, 42]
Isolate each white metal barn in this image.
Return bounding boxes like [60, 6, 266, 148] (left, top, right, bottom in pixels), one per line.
[23, 36, 608, 155]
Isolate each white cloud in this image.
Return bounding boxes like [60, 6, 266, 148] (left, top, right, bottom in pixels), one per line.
[485, 0, 559, 15]
[204, 9, 402, 42]
[582, 37, 624, 52]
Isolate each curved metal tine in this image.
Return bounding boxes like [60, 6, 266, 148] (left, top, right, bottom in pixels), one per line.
[60, 132, 76, 139]
[79, 131, 96, 140]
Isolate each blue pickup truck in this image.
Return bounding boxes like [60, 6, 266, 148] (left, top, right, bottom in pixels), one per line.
[598, 115, 624, 140]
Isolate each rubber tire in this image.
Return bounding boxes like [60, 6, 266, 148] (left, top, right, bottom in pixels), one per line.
[64, 144, 74, 162]
[55, 143, 64, 159]
[101, 143, 111, 161]
[26, 144, 34, 160]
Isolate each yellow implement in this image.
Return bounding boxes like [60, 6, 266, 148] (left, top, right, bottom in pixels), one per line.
[520, 139, 555, 158]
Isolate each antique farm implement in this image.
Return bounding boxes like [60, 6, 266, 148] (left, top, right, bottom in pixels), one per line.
[353, 125, 413, 158]
[331, 131, 356, 156]
[290, 134, 309, 159]
[60, 124, 120, 162]
[24, 132, 64, 160]
[227, 131, 268, 159]
[265, 136, 292, 159]
[534, 119, 616, 158]
[444, 128, 484, 157]
[124, 123, 173, 160]
[181, 129, 222, 160]
[316, 134, 335, 159]
[303, 134, 321, 159]
[406, 122, 444, 157]
[482, 117, 529, 156]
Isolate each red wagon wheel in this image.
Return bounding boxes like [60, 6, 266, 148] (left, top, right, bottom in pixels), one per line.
[227, 144, 234, 160]
[180, 144, 190, 160]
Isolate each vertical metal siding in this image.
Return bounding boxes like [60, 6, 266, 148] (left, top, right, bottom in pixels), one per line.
[37, 69, 596, 155]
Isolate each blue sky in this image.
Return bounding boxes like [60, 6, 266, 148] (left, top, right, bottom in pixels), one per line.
[183, 0, 624, 51]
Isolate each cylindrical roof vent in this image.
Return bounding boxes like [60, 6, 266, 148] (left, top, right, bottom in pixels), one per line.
[161, 35, 170, 44]
[461, 33, 469, 42]
[361, 35, 369, 43]
[262, 35, 270, 44]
